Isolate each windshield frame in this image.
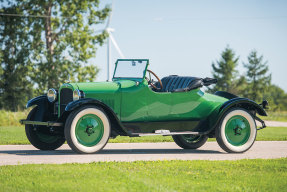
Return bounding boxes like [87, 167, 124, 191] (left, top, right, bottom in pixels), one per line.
[112, 59, 149, 82]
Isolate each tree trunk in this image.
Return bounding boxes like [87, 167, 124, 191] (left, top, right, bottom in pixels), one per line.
[44, 2, 54, 88]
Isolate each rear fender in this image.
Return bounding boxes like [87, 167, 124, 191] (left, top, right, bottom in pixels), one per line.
[219, 98, 267, 116]
[206, 97, 267, 137]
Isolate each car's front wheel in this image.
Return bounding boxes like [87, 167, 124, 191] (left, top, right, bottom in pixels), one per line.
[65, 105, 111, 154]
[216, 108, 257, 153]
[172, 134, 208, 149]
[25, 107, 66, 150]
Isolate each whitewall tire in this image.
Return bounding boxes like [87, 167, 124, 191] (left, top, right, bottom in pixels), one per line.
[65, 106, 110, 154]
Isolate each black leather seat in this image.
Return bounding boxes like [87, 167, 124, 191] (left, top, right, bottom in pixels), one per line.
[155, 75, 203, 92]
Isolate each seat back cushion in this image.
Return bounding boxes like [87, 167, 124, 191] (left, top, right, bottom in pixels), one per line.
[158, 75, 202, 92]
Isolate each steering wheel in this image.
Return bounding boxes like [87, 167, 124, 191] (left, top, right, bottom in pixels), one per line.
[145, 69, 163, 91]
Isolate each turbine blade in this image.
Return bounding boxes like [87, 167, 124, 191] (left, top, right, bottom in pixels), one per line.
[105, 1, 114, 28]
[108, 32, 125, 59]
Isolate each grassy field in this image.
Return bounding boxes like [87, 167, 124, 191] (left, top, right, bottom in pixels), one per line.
[0, 110, 29, 127]
[0, 159, 286, 192]
[0, 125, 286, 145]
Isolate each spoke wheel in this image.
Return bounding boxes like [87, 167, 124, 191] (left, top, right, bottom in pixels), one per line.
[65, 105, 110, 154]
[216, 108, 257, 153]
[172, 134, 208, 149]
[25, 107, 65, 150]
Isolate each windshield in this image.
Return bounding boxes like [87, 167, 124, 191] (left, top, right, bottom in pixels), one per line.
[113, 59, 148, 80]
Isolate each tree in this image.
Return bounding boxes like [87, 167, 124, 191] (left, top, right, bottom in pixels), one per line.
[0, 6, 33, 111]
[243, 50, 271, 102]
[2, 0, 110, 94]
[264, 84, 287, 111]
[210, 46, 242, 94]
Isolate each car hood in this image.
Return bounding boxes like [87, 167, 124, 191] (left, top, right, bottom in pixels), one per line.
[69, 80, 137, 93]
[72, 81, 120, 93]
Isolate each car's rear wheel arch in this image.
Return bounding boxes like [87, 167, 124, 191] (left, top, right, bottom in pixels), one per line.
[219, 98, 267, 117]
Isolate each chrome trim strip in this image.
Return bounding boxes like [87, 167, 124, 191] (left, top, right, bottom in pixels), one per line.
[136, 131, 201, 136]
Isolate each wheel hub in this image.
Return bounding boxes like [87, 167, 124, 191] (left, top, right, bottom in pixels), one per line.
[233, 126, 242, 135]
[85, 125, 95, 136]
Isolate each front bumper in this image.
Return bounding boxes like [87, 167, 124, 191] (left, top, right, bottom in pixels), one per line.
[20, 120, 63, 127]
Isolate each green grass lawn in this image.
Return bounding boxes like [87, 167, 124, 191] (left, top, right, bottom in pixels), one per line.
[1, 126, 287, 145]
[0, 159, 286, 192]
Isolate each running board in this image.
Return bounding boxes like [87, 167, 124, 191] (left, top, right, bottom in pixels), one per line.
[20, 120, 63, 127]
[134, 130, 202, 137]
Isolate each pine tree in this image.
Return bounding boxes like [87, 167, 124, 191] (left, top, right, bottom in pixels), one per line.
[211, 46, 240, 94]
[243, 50, 271, 102]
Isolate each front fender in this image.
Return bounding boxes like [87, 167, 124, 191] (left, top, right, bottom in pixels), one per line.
[26, 95, 48, 108]
[65, 98, 130, 136]
[65, 98, 111, 112]
[219, 97, 267, 116]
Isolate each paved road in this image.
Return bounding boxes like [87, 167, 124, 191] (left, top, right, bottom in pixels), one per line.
[264, 120, 287, 127]
[0, 141, 286, 166]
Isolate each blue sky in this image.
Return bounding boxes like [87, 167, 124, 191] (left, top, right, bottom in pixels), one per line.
[93, 0, 287, 91]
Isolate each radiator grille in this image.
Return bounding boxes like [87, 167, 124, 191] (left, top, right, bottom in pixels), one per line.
[59, 88, 73, 116]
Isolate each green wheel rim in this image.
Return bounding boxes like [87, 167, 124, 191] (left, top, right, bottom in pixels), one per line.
[75, 114, 104, 147]
[182, 135, 201, 143]
[225, 115, 251, 146]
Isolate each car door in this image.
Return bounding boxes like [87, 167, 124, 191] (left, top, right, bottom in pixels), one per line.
[120, 81, 149, 122]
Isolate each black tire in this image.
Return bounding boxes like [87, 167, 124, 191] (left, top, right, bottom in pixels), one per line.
[172, 134, 208, 149]
[25, 107, 65, 150]
[216, 108, 257, 153]
[65, 105, 111, 154]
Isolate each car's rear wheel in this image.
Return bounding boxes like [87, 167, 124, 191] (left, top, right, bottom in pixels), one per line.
[172, 134, 208, 149]
[25, 107, 66, 150]
[216, 108, 257, 153]
[65, 105, 110, 154]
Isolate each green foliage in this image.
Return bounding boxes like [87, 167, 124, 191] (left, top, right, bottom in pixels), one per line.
[0, 1, 110, 110]
[14, 0, 110, 94]
[0, 159, 287, 191]
[0, 6, 34, 111]
[243, 50, 271, 102]
[211, 46, 238, 92]
[211, 46, 287, 111]
[210, 46, 246, 95]
[264, 84, 287, 111]
[0, 110, 29, 126]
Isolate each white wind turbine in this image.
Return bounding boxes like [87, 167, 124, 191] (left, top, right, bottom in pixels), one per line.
[96, 3, 125, 81]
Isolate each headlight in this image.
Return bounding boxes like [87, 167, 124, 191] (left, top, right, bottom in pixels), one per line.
[47, 88, 57, 102]
[73, 89, 81, 101]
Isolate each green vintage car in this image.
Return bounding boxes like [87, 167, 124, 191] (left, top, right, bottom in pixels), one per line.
[21, 59, 268, 154]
